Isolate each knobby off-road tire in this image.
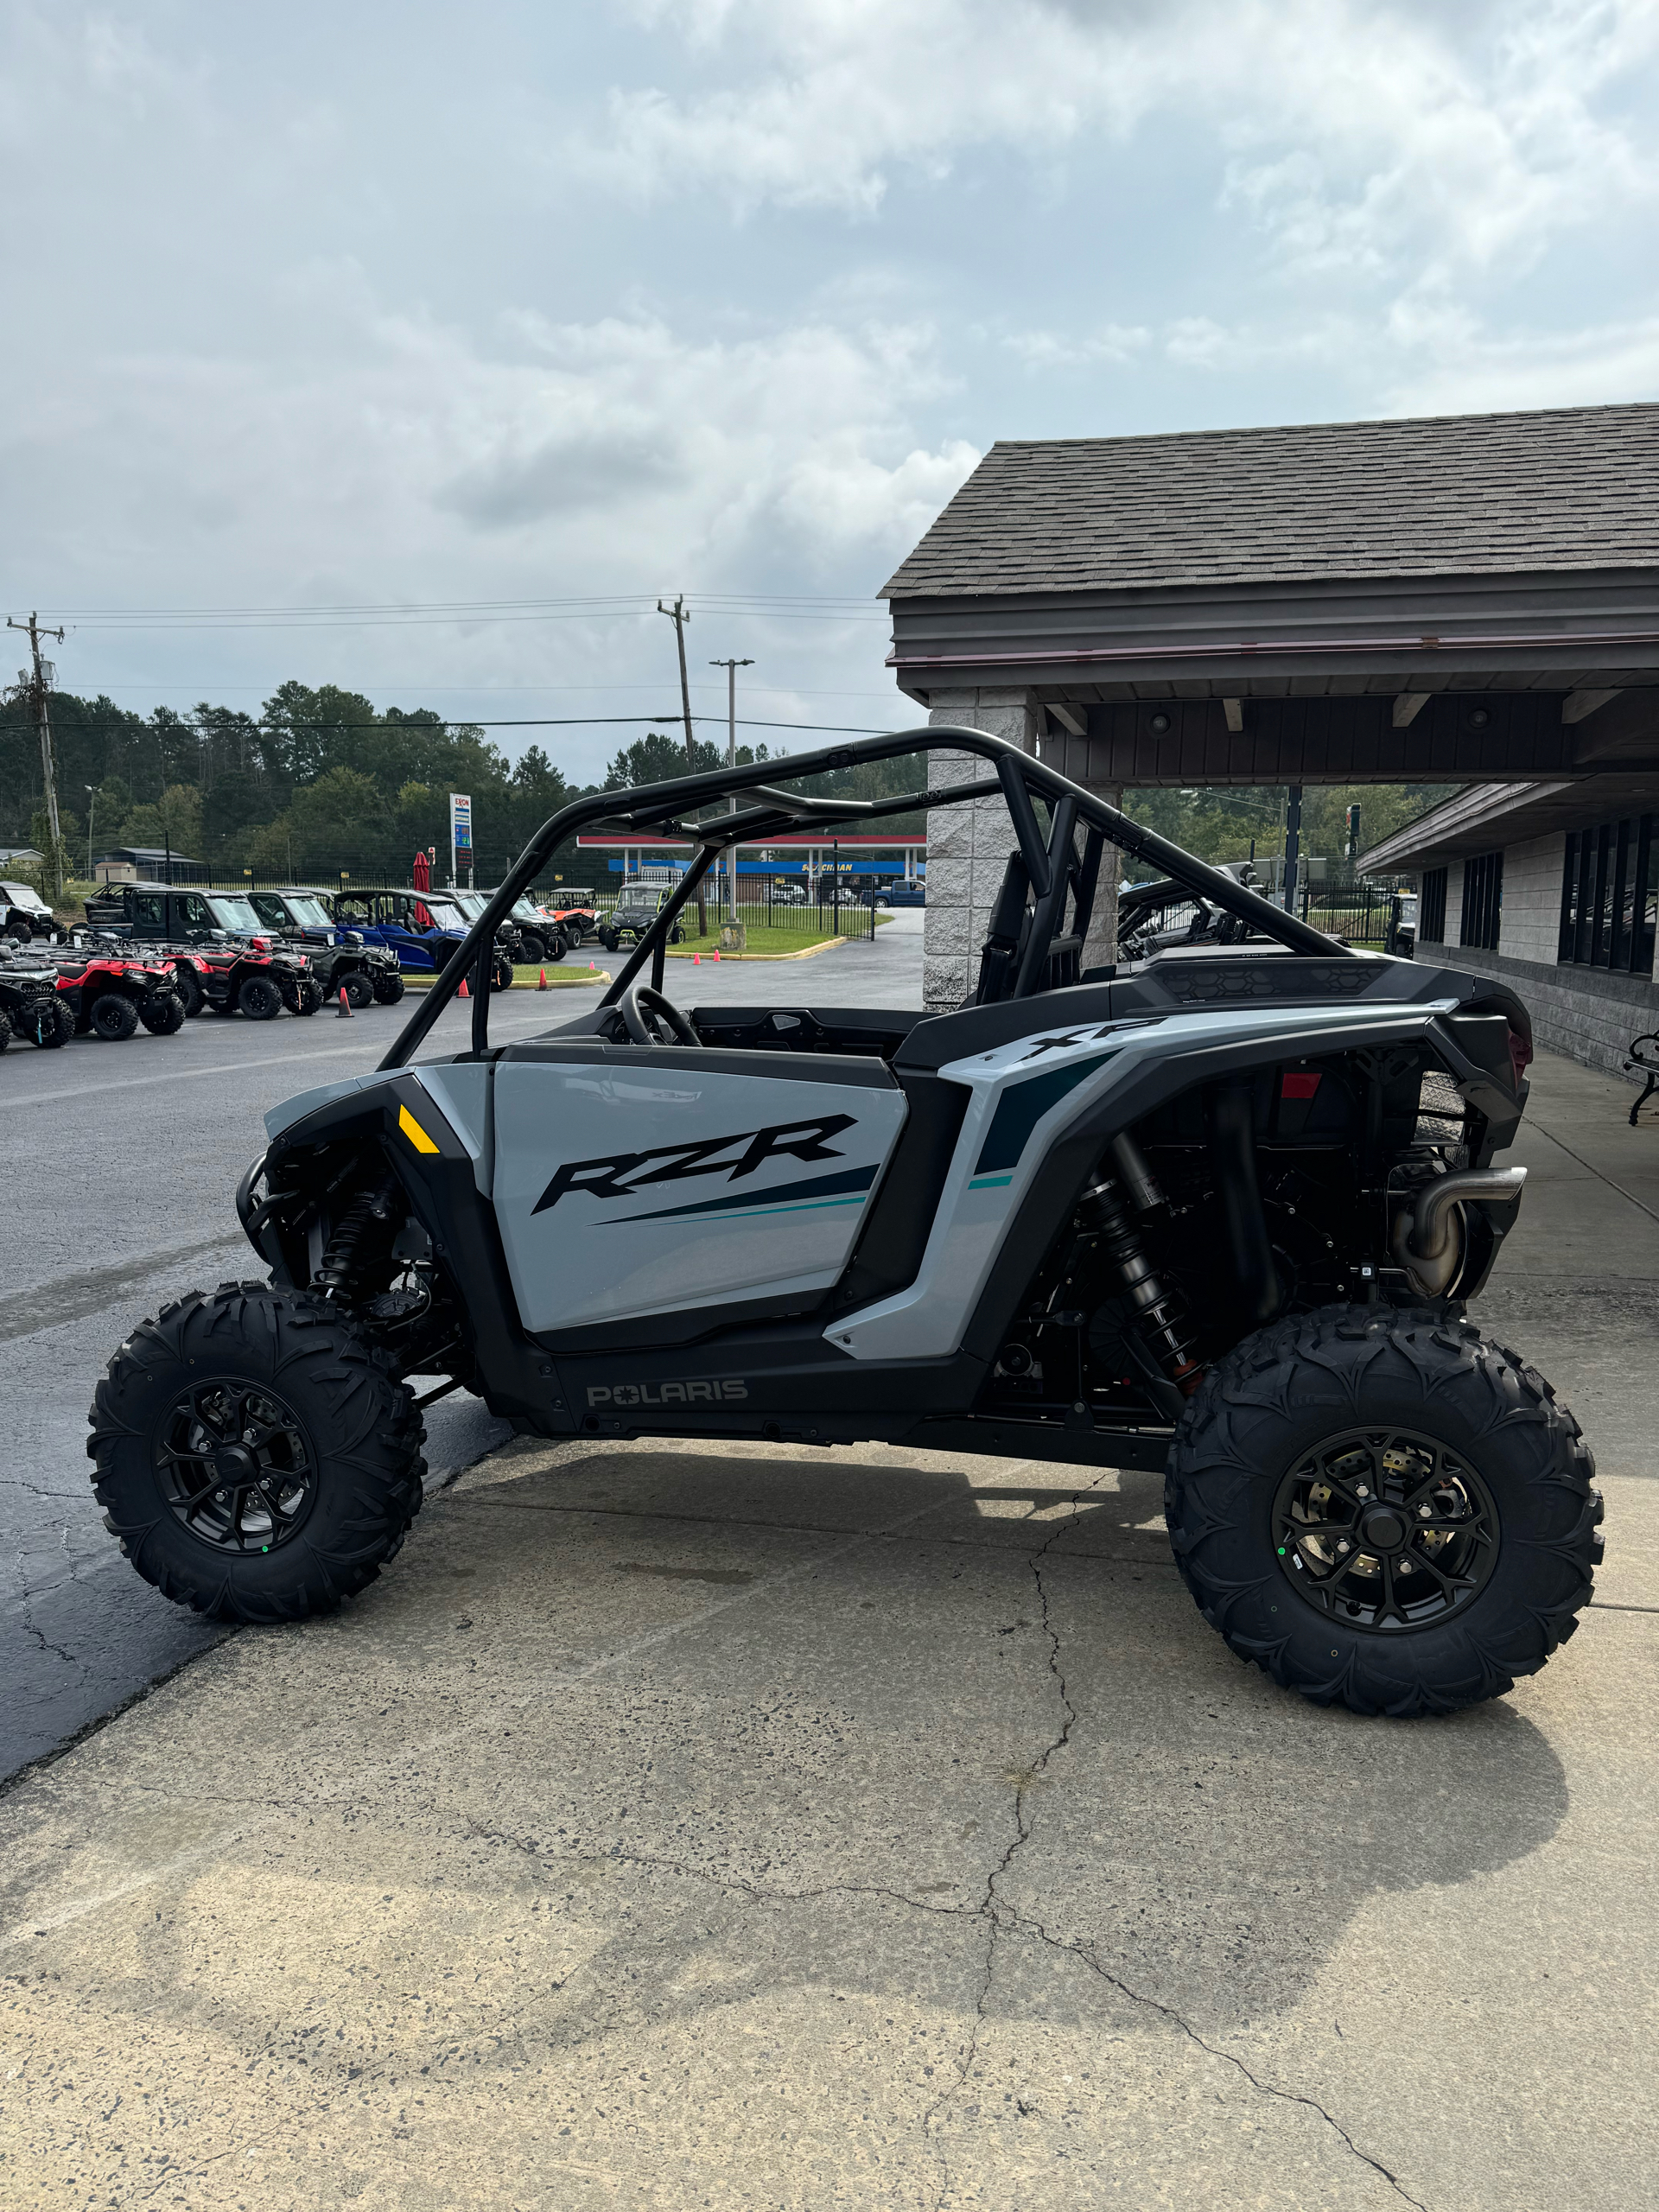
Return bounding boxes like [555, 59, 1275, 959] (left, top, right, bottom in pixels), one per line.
[173, 967, 206, 1017]
[140, 990, 186, 1035]
[372, 971, 406, 1005]
[91, 991, 140, 1041]
[88, 1282, 427, 1624]
[294, 976, 322, 1015]
[238, 973, 283, 1020]
[342, 970, 375, 1009]
[0, 1010, 10, 1050]
[1165, 1304, 1603, 1717]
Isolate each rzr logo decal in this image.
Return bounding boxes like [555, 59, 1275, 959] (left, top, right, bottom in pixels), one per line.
[532, 1114, 856, 1216]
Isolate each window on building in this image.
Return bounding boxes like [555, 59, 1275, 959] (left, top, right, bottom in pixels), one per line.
[1420, 868, 1447, 944]
[1560, 817, 1658, 975]
[1459, 852, 1503, 950]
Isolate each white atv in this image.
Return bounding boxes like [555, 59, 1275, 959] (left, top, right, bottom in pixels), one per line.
[88, 728, 1600, 1715]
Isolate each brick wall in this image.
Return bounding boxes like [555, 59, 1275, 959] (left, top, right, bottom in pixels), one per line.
[1432, 941, 1659, 1082]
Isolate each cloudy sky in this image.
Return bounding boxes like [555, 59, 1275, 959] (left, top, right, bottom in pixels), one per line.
[3, 0, 1657, 779]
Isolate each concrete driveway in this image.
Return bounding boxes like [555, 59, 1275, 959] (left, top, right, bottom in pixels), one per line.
[2, 1046, 1655, 2210]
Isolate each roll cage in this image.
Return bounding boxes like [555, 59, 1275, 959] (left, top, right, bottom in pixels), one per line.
[379, 722, 1344, 1071]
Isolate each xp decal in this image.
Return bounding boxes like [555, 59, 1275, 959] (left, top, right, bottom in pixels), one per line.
[533, 1114, 856, 1214]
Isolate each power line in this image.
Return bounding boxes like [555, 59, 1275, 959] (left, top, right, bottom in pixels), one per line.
[6, 612, 67, 895]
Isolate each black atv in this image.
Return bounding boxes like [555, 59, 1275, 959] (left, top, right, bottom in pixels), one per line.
[81, 884, 320, 1018]
[0, 941, 75, 1047]
[245, 888, 406, 1007]
[89, 728, 1601, 1719]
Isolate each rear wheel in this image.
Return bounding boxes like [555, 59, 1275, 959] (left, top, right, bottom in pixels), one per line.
[372, 971, 406, 1004]
[238, 973, 283, 1020]
[489, 956, 514, 993]
[518, 931, 546, 963]
[173, 968, 206, 1017]
[342, 971, 375, 1009]
[89, 1282, 426, 1622]
[91, 991, 140, 1041]
[140, 990, 186, 1035]
[1165, 1305, 1602, 1716]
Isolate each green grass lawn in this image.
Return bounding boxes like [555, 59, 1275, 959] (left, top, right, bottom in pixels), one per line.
[663, 920, 858, 957]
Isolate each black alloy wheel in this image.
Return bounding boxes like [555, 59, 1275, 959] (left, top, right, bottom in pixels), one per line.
[5, 921, 30, 943]
[89, 1282, 428, 1623]
[238, 973, 284, 1020]
[91, 991, 140, 1041]
[155, 1379, 318, 1555]
[1272, 1427, 1499, 1632]
[1166, 1305, 1603, 1716]
[518, 931, 545, 964]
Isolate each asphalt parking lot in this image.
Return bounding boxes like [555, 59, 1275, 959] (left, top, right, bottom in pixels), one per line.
[3, 929, 1656, 2209]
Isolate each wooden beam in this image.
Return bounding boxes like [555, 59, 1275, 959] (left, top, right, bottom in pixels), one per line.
[1047, 702, 1088, 738]
[1222, 697, 1243, 733]
[1392, 693, 1430, 728]
[1562, 688, 1621, 725]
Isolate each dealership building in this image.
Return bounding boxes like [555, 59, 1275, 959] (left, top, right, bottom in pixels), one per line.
[882, 400, 1659, 1044]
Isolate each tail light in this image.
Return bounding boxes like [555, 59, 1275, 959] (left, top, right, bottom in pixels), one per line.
[1507, 1025, 1533, 1087]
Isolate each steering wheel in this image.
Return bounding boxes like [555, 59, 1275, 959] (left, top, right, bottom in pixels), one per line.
[615, 979, 702, 1047]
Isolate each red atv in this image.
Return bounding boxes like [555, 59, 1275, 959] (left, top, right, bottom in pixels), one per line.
[52, 946, 186, 1040]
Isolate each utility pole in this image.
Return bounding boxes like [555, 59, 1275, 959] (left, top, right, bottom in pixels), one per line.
[709, 657, 753, 916]
[8, 612, 67, 896]
[658, 594, 705, 936]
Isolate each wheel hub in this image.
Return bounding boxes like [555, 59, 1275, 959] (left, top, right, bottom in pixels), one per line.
[1272, 1426, 1499, 1633]
[155, 1380, 317, 1554]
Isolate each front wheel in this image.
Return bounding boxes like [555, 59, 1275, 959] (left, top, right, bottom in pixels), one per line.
[1165, 1306, 1602, 1717]
[489, 957, 514, 993]
[372, 971, 406, 1005]
[88, 1282, 426, 1623]
[599, 929, 619, 953]
[342, 971, 375, 1009]
[91, 991, 140, 1041]
[518, 931, 545, 964]
[140, 990, 186, 1035]
[238, 974, 283, 1020]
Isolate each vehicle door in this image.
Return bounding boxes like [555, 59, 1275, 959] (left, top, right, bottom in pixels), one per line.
[489, 1042, 910, 1335]
[130, 892, 167, 938]
[175, 892, 218, 941]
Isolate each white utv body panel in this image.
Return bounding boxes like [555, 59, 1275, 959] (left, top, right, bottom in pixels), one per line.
[493, 1057, 908, 1333]
[826, 1001, 1457, 1363]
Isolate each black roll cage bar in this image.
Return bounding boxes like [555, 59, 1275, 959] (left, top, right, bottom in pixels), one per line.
[378, 722, 1345, 1071]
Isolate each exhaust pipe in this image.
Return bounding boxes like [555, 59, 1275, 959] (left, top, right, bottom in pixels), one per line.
[1390, 1166, 1527, 1297]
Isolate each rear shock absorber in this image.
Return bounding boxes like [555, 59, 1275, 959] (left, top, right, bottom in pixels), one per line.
[1081, 1140, 1203, 1396]
[311, 1176, 399, 1304]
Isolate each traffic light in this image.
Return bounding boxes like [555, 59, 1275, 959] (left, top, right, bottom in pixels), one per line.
[1344, 803, 1362, 858]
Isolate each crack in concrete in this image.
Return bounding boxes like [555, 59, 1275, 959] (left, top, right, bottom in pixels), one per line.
[1005, 1904, 1427, 2210]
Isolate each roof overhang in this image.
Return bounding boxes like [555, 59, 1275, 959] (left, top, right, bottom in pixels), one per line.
[1358, 772, 1659, 870]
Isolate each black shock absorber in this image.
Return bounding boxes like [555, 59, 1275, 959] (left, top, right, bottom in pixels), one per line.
[311, 1176, 399, 1303]
[1080, 1167, 1203, 1395]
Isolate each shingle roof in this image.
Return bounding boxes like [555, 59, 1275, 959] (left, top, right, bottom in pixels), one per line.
[880, 403, 1659, 600]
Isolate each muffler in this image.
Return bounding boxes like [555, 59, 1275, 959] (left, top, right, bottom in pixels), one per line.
[1390, 1166, 1527, 1297]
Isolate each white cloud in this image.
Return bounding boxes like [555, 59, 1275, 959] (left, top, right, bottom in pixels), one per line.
[598, 0, 1659, 295]
[1005, 325, 1150, 370]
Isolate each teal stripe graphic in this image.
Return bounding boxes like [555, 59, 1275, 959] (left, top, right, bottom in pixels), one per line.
[968, 1173, 1013, 1189]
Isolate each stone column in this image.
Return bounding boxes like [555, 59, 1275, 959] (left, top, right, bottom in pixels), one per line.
[924, 690, 1127, 1005]
[922, 687, 1041, 1011]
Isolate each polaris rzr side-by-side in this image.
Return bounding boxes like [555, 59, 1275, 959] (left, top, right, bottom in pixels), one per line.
[1, 880, 61, 944]
[89, 727, 1602, 1718]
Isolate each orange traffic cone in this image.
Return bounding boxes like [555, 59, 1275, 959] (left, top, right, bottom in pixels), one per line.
[693, 952, 701, 965]
[712, 948, 721, 962]
[458, 976, 469, 998]
[537, 968, 548, 991]
[336, 984, 353, 1019]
